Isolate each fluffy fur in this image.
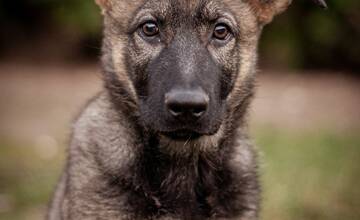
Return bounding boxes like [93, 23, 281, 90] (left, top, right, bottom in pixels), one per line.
[47, 0, 325, 219]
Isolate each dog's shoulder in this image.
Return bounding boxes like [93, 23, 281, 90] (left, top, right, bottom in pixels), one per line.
[69, 91, 139, 175]
[70, 92, 111, 143]
[71, 91, 131, 142]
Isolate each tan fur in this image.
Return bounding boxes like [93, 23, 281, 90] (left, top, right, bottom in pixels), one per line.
[246, 0, 292, 24]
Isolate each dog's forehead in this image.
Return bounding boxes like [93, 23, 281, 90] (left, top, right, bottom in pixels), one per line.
[109, 0, 253, 23]
[141, 0, 237, 23]
[113, 0, 234, 11]
[132, 0, 231, 17]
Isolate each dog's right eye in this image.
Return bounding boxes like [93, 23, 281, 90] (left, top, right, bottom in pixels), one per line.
[141, 22, 159, 37]
[213, 24, 231, 40]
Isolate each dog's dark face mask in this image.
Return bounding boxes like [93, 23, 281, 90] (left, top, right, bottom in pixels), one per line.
[125, 1, 242, 140]
[141, 32, 226, 139]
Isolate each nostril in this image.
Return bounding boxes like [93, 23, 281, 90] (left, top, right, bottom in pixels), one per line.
[191, 105, 207, 118]
[167, 103, 184, 117]
[165, 89, 209, 119]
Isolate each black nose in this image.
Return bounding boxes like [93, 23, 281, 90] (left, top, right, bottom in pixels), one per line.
[165, 89, 209, 119]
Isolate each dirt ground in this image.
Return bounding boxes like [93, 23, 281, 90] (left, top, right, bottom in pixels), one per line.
[0, 62, 359, 143]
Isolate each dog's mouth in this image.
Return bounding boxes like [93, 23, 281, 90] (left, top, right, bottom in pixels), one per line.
[161, 129, 202, 141]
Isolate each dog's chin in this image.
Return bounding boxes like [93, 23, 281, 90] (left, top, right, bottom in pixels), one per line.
[159, 125, 222, 141]
[161, 130, 202, 141]
[153, 121, 223, 142]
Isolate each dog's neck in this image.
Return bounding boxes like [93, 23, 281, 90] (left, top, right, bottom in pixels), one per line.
[129, 125, 238, 218]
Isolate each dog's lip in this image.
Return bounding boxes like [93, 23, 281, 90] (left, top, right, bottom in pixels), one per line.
[160, 129, 202, 140]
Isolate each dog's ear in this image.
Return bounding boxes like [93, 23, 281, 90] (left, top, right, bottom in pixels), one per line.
[95, 0, 106, 7]
[95, 0, 111, 15]
[95, 0, 109, 10]
[246, 0, 292, 24]
[312, 0, 328, 9]
[249, 0, 327, 24]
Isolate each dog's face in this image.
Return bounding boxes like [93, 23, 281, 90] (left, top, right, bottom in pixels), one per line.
[97, 0, 325, 141]
[126, 0, 255, 139]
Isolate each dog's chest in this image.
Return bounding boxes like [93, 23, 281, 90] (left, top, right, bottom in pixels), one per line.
[125, 154, 237, 219]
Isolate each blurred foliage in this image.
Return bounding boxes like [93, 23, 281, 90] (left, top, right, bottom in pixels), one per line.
[260, 0, 360, 71]
[0, 0, 101, 34]
[0, 0, 359, 71]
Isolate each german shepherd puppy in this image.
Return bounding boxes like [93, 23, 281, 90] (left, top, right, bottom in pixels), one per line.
[48, 0, 327, 219]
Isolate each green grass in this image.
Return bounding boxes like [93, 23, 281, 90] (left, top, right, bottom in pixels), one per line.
[255, 128, 360, 220]
[0, 129, 359, 220]
[0, 140, 64, 220]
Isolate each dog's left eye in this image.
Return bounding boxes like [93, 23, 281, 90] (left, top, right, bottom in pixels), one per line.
[213, 24, 231, 40]
[141, 22, 160, 37]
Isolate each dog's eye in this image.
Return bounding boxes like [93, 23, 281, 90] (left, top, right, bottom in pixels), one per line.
[213, 24, 230, 40]
[141, 22, 159, 37]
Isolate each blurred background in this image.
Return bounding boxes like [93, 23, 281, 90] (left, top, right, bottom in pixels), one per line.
[0, 0, 359, 220]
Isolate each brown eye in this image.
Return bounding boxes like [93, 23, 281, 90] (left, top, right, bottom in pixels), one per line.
[142, 22, 159, 37]
[213, 24, 230, 40]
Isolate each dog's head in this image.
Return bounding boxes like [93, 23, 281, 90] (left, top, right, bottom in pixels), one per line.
[97, 0, 326, 141]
